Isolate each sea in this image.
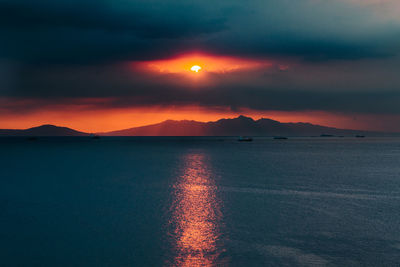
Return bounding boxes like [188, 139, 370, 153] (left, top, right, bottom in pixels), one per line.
[1, 137, 400, 266]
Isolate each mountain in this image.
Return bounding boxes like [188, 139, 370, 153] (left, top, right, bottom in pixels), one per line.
[102, 115, 377, 136]
[0, 124, 89, 136]
[0, 116, 386, 137]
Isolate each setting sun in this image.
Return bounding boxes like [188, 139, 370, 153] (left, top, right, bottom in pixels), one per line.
[134, 53, 271, 75]
[190, 65, 202, 73]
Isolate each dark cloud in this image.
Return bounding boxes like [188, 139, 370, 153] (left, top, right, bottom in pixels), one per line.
[1, 0, 233, 36]
[0, 0, 226, 64]
[0, 0, 225, 38]
[4, 85, 400, 115]
[2, 61, 400, 115]
[0, 0, 399, 64]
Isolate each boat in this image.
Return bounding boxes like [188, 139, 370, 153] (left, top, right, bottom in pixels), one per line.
[90, 134, 101, 139]
[238, 136, 253, 142]
[274, 136, 288, 140]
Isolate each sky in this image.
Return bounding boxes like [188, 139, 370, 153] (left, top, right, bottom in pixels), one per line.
[1, 0, 400, 132]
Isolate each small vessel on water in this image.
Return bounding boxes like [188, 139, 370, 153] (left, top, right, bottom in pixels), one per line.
[238, 136, 253, 142]
[274, 136, 288, 140]
[320, 134, 334, 137]
[90, 134, 101, 139]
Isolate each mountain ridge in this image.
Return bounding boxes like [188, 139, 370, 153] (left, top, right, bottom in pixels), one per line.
[100, 115, 383, 136]
[0, 124, 89, 136]
[0, 116, 392, 136]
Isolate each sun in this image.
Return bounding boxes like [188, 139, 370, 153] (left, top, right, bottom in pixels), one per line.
[190, 65, 202, 73]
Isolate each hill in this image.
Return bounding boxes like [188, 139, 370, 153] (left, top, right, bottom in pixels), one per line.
[102, 115, 376, 136]
[0, 124, 89, 136]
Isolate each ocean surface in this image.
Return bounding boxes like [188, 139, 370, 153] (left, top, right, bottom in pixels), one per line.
[1, 137, 400, 266]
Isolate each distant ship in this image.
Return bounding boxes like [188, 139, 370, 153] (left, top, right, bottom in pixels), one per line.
[320, 134, 334, 137]
[238, 136, 253, 142]
[274, 136, 288, 140]
[90, 134, 101, 139]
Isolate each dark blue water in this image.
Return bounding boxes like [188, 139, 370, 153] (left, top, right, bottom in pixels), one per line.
[1, 137, 400, 266]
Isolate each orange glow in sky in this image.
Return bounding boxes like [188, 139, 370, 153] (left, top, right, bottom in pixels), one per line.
[135, 53, 271, 74]
[0, 98, 396, 132]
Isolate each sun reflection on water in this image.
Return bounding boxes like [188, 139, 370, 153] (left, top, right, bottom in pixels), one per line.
[168, 153, 223, 266]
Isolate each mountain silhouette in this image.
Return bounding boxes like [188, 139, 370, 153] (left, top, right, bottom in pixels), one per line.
[0, 124, 89, 136]
[0, 116, 385, 137]
[102, 115, 375, 136]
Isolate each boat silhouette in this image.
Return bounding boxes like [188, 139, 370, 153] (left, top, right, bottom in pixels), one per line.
[238, 136, 253, 142]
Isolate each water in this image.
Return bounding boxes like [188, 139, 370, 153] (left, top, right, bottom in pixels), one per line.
[1, 137, 400, 266]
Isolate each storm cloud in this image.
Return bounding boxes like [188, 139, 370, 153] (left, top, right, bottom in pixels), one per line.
[1, 0, 399, 64]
